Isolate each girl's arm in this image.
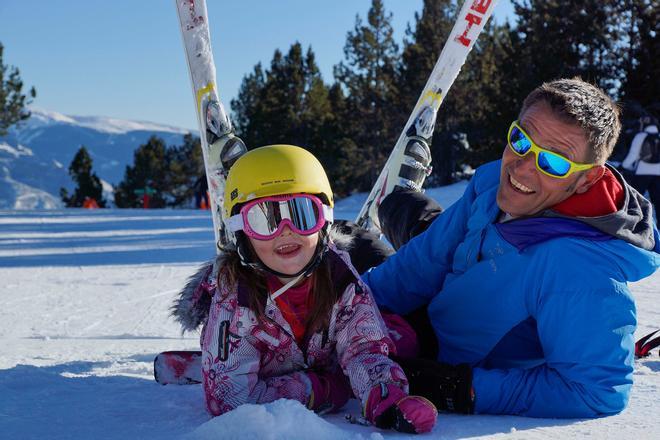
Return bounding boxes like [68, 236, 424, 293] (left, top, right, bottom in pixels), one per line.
[333, 280, 409, 405]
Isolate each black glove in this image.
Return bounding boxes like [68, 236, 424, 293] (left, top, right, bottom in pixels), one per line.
[394, 356, 475, 414]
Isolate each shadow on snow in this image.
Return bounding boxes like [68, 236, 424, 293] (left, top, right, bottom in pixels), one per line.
[0, 360, 207, 440]
[0, 209, 217, 267]
[0, 359, 582, 440]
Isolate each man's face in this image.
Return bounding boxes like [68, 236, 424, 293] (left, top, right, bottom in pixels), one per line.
[496, 101, 596, 217]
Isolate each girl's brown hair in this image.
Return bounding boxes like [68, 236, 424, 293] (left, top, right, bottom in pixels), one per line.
[223, 229, 339, 339]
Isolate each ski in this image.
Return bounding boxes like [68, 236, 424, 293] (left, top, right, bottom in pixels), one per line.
[635, 330, 660, 358]
[154, 350, 203, 385]
[356, 0, 499, 232]
[175, 0, 247, 249]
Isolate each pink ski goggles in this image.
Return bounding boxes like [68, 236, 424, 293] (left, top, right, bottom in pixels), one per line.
[225, 194, 333, 240]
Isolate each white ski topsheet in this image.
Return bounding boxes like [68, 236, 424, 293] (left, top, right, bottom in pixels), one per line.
[356, 0, 499, 231]
[176, 0, 233, 249]
[176, 0, 217, 103]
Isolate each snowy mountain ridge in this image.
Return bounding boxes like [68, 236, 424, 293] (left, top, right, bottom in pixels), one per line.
[0, 108, 191, 209]
[21, 107, 190, 136]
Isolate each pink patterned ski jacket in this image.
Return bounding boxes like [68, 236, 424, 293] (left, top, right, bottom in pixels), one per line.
[195, 245, 407, 416]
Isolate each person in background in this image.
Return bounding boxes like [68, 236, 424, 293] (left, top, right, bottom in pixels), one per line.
[621, 115, 659, 225]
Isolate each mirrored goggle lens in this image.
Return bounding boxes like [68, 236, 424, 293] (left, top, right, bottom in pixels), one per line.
[245, 197, 321, 236]
[537, 151, 571, 177]
[509, 126, 532, 154]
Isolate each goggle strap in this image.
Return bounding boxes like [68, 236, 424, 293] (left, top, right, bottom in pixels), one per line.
[268, 274, 304, 302]
[225, 214, 244, 233]
[323, 205, 334, 224]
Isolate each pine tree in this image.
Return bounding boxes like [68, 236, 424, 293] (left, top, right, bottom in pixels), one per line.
[324, 82, 356, 195]
[165, 133, 204, 207]
[232, 44, 333, 148]
[621, 0, 659, 109]
[59, 146, 106, 208]
[333, 0, 401, 192]
[298, 48, 333, 153]
[231, 63, 265, 147]
[258, 44, 308, 145]
[230, 43, 338, 189]
[114, 136, 169, 208]
[510, 0, 624, 97]
[0, 42, 36, 136]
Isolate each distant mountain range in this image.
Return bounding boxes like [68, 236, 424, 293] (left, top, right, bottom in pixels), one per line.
[0, 108, 191, 209]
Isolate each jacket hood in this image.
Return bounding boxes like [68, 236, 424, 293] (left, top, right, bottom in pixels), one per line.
[170, 224, 355, 333]
[545, 165, 657, 251]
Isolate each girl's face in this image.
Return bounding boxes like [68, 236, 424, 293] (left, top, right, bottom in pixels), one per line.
[248, 226, 319, 280]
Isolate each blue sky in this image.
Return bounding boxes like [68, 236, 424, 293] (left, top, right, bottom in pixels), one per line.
[0, 0, 514, 131]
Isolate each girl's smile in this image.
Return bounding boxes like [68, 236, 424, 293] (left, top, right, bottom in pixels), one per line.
[249, 225, 319, 281]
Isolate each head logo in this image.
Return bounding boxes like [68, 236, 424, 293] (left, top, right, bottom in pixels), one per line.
[455, 0, 494, 48]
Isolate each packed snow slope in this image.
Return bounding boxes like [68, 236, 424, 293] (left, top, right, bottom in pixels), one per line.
[1, 182, 659, 439]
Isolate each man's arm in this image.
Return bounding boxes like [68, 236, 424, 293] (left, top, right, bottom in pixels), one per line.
[473, 281, 635, 418]
[362, 177, 479, 315]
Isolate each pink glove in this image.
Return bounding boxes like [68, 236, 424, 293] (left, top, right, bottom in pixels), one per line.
[307, 369, 353, 414]
[365, 383, 437, 434]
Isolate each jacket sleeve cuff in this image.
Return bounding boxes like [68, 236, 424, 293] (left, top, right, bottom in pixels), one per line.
[471, 367, 504, 414]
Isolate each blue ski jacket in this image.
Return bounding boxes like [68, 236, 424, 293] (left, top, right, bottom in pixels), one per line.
[364, 161, 660, 418]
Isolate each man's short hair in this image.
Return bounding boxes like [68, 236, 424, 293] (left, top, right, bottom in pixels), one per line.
[519, 78, 621, 164]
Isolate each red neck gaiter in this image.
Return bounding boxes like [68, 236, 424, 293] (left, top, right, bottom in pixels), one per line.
[551, 167, 624, 217]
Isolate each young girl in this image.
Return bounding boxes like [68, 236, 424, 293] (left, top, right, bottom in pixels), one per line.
[172, 145, 436, 433]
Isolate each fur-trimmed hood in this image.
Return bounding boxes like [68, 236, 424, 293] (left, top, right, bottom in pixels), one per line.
[170, 224, 355, 333]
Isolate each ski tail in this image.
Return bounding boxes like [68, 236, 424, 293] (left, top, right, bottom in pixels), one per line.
[175, 0, 247, 250]
[635, 329, 660, 358]
[356, 0, 499, 232]
[154, 350, 203, 385]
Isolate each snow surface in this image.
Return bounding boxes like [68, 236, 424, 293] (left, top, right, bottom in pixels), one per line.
[1, 188, 659, 440]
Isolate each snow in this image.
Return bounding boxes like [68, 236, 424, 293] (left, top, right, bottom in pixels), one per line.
[1, 189, 659, 439]
[0, 169, 61, 210]
[0, 142, 33, 159]
[0, 143, 22, 158]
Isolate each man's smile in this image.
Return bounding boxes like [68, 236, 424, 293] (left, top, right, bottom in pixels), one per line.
[509, 174, 535, 194]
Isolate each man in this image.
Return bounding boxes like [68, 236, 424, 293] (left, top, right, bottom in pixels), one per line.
[361, 78, 660, 418]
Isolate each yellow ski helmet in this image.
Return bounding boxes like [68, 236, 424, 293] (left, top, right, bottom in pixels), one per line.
[223, 144, 334, 218]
